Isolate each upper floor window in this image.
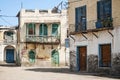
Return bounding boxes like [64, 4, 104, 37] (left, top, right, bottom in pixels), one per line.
[96, 0, 112, 28]
[39, 24, 48, 36]
[75, 5, 86, 32]
[4, 31, 14, 40]
[27, 23, 36, 35]
[52, 24, 58, 36]
[97, 0, 112, 20]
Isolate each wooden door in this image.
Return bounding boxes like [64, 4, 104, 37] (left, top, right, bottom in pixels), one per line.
[79, 46, 87, 71]
[100, 44, 111, 67]
[6, 49, 14, 63]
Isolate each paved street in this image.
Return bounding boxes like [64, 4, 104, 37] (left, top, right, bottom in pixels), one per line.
[0, 65, 119, 80]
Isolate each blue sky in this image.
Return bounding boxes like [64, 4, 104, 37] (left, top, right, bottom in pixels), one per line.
[0, 0, 67, 26]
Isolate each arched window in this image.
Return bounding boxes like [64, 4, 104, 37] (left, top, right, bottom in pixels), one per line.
[4, 31, 14, 40]
[27, 23, 36, 35]
[39, 24, 48, 36]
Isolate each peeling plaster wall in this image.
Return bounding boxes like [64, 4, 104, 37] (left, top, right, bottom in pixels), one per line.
[19, 9, 68, 67]
[20, 43, 66, 67]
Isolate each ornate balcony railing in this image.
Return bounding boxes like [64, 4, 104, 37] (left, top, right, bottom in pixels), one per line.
[26, 35, 60, 44]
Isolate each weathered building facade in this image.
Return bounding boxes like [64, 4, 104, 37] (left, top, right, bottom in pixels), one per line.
[17, 9, 68, 67]
[0, 26, 18, 64]
[68, 0, 120, 74]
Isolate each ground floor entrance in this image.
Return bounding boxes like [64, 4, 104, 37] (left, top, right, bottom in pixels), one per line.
[6, 49, 15, 63]
[77, 46, 87, 71]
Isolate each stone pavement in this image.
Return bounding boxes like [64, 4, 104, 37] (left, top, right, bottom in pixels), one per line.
[0, 65, 120, 80]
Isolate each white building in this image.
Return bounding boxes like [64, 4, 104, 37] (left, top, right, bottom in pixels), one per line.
[17, 9, 69, 67]
[0, 26, 18, 64]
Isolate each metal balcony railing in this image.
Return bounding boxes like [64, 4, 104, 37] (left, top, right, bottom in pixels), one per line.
[26, 35, 60, 44]
[68, 18, 118, 35]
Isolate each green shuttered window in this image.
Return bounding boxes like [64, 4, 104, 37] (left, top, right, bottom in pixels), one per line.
[27, 23, 36, 35]
[39, 24, 48, 36]
[52, 24, 58, 36]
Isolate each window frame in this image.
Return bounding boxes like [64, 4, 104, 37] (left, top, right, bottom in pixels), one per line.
[39, 23, 48, 36]
[26, 23, 36, 35]
[75, 5, 87, 32]
[99, 44, 111, 68]
[97, 0, 112, 21]
[51, 24, 59, 36]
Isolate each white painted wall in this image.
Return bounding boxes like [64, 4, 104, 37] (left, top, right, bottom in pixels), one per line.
[0, 28, 17, 62]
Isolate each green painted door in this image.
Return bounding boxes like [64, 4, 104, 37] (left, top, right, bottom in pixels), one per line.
[29, 50, 35, 63]
[52, 50, 59, 66]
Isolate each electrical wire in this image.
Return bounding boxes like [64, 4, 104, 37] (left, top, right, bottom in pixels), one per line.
[0, 15, 16, 17]
[0, 17, 13, 26]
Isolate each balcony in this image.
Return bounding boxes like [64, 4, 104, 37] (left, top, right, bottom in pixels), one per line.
[96, 18, 113, 29]
[26, 35, 60, 44]
[69, 18, 115, 35]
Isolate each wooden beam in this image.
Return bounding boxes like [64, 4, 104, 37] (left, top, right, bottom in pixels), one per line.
[108, 30, 114, 37]
[81, 33, 87, 39]
[92, 32, 98, 38]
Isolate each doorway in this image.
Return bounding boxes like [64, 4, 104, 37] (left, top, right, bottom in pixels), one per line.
[51, 50, 59, 66]
[6, 49, 15, 63]
[77, 46, 87, 71]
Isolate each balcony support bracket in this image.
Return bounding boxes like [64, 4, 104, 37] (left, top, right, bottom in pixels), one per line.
[92, 32, 98, 38]
[69, 35, 75, 42]
[108, 30, 114, 37]
[81, 33, 88, 39]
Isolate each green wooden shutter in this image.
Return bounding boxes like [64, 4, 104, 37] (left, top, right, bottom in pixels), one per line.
[44, 24, 48, 36]
[39, 24, 48, 36]
[33, 23, 36, 35]
[52, 24, 58, 36]
[28, 23, 35, 35]
[40, 24, 43, 35]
